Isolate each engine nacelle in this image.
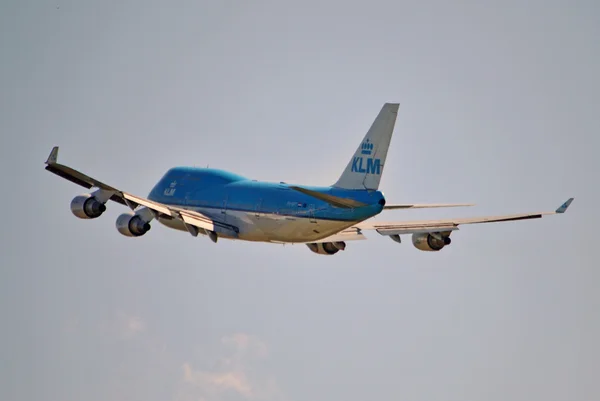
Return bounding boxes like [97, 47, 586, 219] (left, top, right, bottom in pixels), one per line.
[70, 194, 107, 219]
[411, 233, 451, 252]
[306, 241, 346, 255]
[116, 212, 151, 237]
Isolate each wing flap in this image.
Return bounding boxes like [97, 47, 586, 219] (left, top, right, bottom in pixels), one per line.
[449, 213, 545, 225]
[123, 193, 174, 216]
[376, 225, 459, 236]
[310, 227, 367, 243]
[179, 210, 215, 232]
[278, 227, 366, 244]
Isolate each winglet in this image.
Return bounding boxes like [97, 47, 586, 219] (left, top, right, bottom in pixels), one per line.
[555, 198, 574, 214]
[46, 146, 59, 165]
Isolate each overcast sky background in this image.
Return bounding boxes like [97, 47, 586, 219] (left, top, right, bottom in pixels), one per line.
[1, 1, 599, 400]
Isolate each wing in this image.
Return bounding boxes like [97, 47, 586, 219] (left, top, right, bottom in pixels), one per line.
[357, 198, 574, 238]
[44, 146, 239, 239]
[383, 203, 475, 210]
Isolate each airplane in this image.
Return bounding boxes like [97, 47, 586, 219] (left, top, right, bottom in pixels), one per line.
[44, 103, 574, 255]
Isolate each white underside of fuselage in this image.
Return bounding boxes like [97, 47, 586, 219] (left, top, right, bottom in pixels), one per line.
[157, 207, 357, 243]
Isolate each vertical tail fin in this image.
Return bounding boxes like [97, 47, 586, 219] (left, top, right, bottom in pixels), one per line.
[333, 103, 399, 190]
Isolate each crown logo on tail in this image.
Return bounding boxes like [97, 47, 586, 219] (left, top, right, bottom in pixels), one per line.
[361, 139, 374, 155]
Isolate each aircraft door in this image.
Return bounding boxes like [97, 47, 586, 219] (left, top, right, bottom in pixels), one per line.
[220, 196, 228, 222]
[180, 173, 196, 206]
[308, 203, 317, 223]
[255, 198, 262, 219]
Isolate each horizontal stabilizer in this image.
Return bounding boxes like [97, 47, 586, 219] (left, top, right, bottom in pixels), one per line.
[384, 203, 474, 210]
[289, 186, 368, 208]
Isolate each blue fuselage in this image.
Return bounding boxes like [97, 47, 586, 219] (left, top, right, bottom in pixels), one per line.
[147, 167, 386, 242]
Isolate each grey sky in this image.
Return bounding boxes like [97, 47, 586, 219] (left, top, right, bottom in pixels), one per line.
[1, 1, 598, 400]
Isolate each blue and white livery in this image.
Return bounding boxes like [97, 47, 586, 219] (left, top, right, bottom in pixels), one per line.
[45, 103, 573, 255]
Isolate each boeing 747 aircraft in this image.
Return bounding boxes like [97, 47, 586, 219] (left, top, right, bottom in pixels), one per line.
[45, 103, 573, 255]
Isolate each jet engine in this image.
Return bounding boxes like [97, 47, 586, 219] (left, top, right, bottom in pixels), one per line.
[411, 233, 451, 251]
[116, 212, 151, 237]
[70, 194, 107, 219]
[306, 241, 346, 255]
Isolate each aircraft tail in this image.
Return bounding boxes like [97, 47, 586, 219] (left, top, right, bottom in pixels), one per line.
[332, 103, 399, 190]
